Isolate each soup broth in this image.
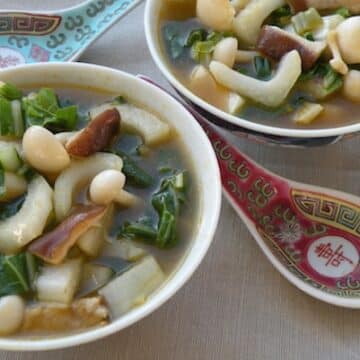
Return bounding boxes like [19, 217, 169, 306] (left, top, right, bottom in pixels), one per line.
[159, 0, 360, 129]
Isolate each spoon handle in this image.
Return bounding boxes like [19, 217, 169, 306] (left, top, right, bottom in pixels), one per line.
[0, 0, 143, 67]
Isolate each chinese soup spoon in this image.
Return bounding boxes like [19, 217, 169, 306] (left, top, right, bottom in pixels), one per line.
[140, 76, 360, 309]
[0, 0, 143, 68]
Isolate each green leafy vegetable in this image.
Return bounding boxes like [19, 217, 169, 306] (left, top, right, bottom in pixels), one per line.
[120, 218, 157, 241]
[22, 88, 78, 131]
[0, 253, 30, 297]
[0, 194, 25, 221]
[111, 95, 127, 105]
[118, 171, 188, 248]
[191, 31, 235, 63]
[254, 56, 272, 79]
[186, 28, 207, 47]
[0, 164, 5, 197]
[0, 97, 14, 136]
[336, 7, 351, 18]
[267, 5, 292, 27]
[114, 150, 154, 188]
[0, 82, 22, 100]
[163, 24, 185, 59]
[300, 62, 344, 97]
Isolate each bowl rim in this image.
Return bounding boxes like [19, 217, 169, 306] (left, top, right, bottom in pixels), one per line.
[144, 0, 360, 139]
[0, 62, 222, 351]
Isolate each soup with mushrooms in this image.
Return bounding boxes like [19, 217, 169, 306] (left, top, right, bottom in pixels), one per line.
[160, 0, 360, 128]
[0, 82, 198, 336]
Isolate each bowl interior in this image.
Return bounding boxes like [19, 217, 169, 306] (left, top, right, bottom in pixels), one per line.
[0, 62, 221, 351]
[144, 0, 360, 139]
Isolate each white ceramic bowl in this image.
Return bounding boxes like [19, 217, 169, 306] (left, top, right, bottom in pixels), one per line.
[144, 0, 360, 146]
[0, 62, 222, 351]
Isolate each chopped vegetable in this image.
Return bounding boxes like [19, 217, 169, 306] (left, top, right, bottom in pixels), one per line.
[92, 256, 132, 275]
[0, 253, 30, 297]
[0, 82, 22, 100]
[0, 144, 21, 172]
[114, 150, 154, 188]
[0, 176, 53, 254]
[36, 258, 82, 304]
[11, 100, 24, 137]
[99, 256, 165, 317]
[0, 172, 27, 202]
[102, 239, 146, 261]
[185, 28, 207, 47]
[291, 8, 323, 35]
[292, 101, 324, 124]
[78, 264, 113, 298]
[22, 88, 78, 131]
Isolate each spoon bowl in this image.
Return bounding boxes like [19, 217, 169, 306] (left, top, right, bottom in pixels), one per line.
[0, 0, 143, 67]
[140, 76, 360, 308]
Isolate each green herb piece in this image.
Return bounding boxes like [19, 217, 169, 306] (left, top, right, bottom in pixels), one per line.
[268, 5, 292, 27]
[0, 97, 14, 136]
[0, 253, 30, 297]
[191, 31, 235, 63]
[336, 7, 351, 18]
[17, 163, 36, 181]
[22, 88, 78, 131]
[112, 95, 127, 105]
[119, 220, 158, 241]
[299, 62, 344, 98]
[0, 194, 25, 221]
[0, 164, 5, 197]
[163, 24, 185, 59]
[254, 56, 272, 79]
[291, 7, 323, 35]
[323, 67, 343, 95]
[186, 28, 207, 47]
[157, 210, 176, 248]
[191, 40, 216, 63]
[303, 32, 315, 41]
[0, 82, 22, 100]
[115, 150, 154, 188]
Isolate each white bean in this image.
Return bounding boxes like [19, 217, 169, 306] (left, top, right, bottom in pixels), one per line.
[343, 70, 360, 103]
[337, 17, 360, 64]
[23, 126, 70, 173]
[0, 295, 25, 335]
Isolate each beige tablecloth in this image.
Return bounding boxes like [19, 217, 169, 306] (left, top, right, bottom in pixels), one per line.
[0, 1, 360, 359]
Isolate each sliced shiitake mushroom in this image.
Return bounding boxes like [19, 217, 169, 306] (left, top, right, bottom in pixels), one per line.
[28, 204, 107, 264]
[257, 25, 326, 70]
[66, 109, 120, 157]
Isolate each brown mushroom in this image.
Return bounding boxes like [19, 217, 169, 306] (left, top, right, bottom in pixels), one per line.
[28, 204, 107, 264]
[287, 0, 360, 13]
[257, 25, 326, 70]
[66, 109, 120, 157]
